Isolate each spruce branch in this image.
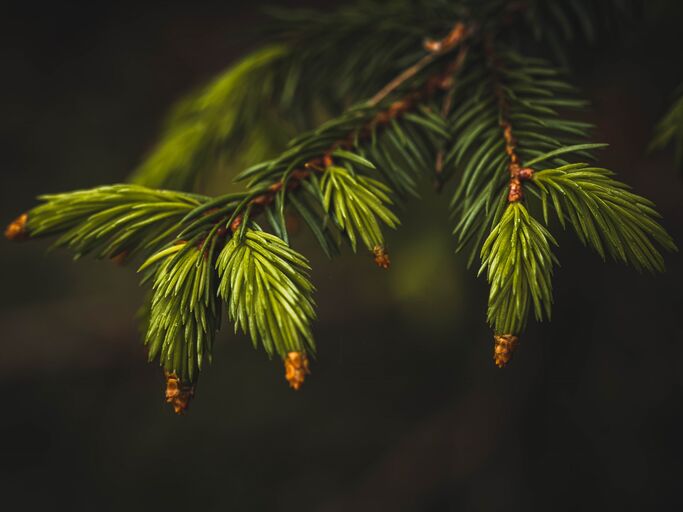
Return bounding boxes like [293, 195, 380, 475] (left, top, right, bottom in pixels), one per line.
[188, 37, 474, 259]
[24, 185, 205, 262]
[216, 228, 315, 359]
[480, 202, 558, 336]
[321, 165, 399, 253]
[529, 164, 677, 272]
[484, 33, 531, 204]
[131, 0, 473, 191]
[128, 0, 633, 193]
[130, 46, 291, 190]
[448, 46, 605, 266]
[142, 241, 222, 384]
[444, 28, 674, 358]
[5, 0, 677, 409]
[368, 21, 473, 107]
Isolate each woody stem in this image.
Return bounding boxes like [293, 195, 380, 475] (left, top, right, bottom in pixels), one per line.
[368, 21, 472, 107]
[484, 33, 531, 202]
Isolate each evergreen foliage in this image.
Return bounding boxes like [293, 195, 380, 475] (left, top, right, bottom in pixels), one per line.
[129, 46, 292, 190]
[7, 0, 677, 410]
[320, 165, 399, 252]
[27, 186, 205, 260]
[143, 242, 221, 382]
[448, 48, 601, 264]
[216, 229, 316, 358]
[530, 164, 676, 272]
[480, 202, 557, 335]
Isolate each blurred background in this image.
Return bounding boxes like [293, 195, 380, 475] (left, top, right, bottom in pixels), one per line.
[1, 1, 682, 510]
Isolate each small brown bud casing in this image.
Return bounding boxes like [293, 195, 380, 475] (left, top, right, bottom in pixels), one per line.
[5, 213, 29, 241]
[518, 167, 534, 181]
[507, 177, 523, 202]
[373, 245, 391, 269]
[493, 334, 519, 368]
[164, 370, 195, 414]
[284, 351, 310, 391]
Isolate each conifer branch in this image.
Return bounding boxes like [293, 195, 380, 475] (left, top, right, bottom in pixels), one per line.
[480, 201, 558, 335]
[484, 33, 534, 203]
[321, 165, 400, 252]
[143, 241, 222, 383]
[130, 1, 473, 191]
[528, 164, 677, 272]
[5, 0, 677, 409]
[129, 46, 291, 190]
[369, 21, 473, 107]
[216, 229, 315, 358]
[186, 38, 476, 261]
[445, 30, 674, 350]
[24, 186, 206, 262]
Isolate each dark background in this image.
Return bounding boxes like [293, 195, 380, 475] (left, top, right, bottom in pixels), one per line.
[1, 1, 682, 510]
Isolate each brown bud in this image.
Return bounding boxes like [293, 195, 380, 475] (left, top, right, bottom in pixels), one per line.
[373, 245, 391, 269]
[5, 213, 29, 241]
[284, 351, 310, 391]
[508, 177, 523, 202]
[493, 334, 519, 368]
[164, 370, 194, 414]
[518, 167, 534, 181]
[323, 154, 334, 168]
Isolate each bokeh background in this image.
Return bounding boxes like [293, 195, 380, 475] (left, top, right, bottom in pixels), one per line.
[2, 1, 682, 510]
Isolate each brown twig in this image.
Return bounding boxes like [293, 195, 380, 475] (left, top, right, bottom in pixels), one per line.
[227, 21, 475, 239]
[229, 36, 473, 234]
[484, 34, 533, 202]
[369, 21, 472, 107]
[484, 33, 534, 365]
